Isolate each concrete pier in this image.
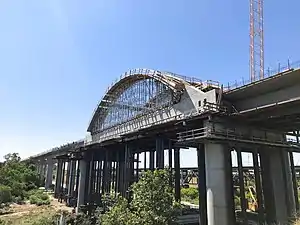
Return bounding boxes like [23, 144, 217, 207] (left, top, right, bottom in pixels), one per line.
[204, 143, 235, 225]
[77, 159, 87, 212]
[45, 158, 53, 190]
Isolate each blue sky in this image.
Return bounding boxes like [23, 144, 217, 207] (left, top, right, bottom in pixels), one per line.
[0, 1, 299, 165]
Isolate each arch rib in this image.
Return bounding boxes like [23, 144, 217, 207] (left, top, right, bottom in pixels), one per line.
[87, 68, 189, 133]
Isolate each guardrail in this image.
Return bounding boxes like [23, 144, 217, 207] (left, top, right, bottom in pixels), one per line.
[224, 59, 300, 91]
[24, 139, 85, 160]
[177, 127, 300, 148]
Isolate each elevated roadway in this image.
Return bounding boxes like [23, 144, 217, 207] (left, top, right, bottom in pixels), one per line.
[26, 63, 300, 225]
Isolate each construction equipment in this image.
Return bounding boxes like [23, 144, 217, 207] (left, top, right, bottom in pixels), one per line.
[250, 0, 264, 82]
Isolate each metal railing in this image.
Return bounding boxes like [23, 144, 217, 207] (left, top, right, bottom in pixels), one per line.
[25, 139, 85, 160]
[88, 110, 186, 145]
[177, 127, 300, 148]
[224, 60, 300, 91]
[177, 128, 208, 141]
[163, 71, 203, 84]
[202, 102, 227, 113]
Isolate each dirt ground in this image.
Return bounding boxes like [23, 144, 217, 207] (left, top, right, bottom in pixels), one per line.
[0, 196, 73, 223]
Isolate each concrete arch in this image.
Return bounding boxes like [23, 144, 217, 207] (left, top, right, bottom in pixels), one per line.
[87, 68, 190, 133]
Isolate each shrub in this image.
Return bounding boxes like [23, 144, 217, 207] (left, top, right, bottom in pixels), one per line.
[0, 153, 41, 202]
[100, 197, 133, 225]
[38, 193, 49, 201]
[29, 195, 39, 205]
[12, 196, 24, 204]
[0, 185, 12, 204]
[16, 211, 58, 225]
[29, 190, 50, 206]
[100, 169, 181, 225]
[181, 187, 198, 200]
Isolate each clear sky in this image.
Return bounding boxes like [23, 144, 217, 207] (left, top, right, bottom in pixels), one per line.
[0, 1, 299, 166]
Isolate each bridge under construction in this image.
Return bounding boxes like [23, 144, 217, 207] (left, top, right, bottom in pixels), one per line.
[27, 61, 300, 225]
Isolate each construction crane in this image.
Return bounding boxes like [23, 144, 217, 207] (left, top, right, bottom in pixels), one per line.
[250, 0, 264, 82]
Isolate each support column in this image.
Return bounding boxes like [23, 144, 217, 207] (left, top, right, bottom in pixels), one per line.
[204, 143, 235, 225]
[112, 162, 116, 193]
[168, 141, 173, 187]
[281, 150, 297, 216]
[260, 148, 296, 224]
[75, 161, 80, 199]
[60, 160, 66, 201]
[123, 144, 134, 199]
[135, 153, 139, 182]
[144, 152, 147, 171]
[76, 157, 87, 213]
[36, 162, 41, 174]
[115, 152, 120, 195]
[42, 162, 47, 185]
[83, 158, 91, 203]
[106, 161, 112, 193]
[156, 137, 164, 169]
[54, 159, 63, 198]
[149, 150, 155, 171]
[67, 160, 76, 205]
[45, 158, 54, 190]
[118, 151, 125, 196]
[174, 147, 181, 202]
[65, 161, 71, 193]
[236, 148, 247, 224]
[38, 162, 45, 185]
[289, 151, 299, 211]
[197, 144, 207, 225]
[85, 152, 95, 203]
[102, 150, 111, 194]
[102, 157, 107, 194]
[96, 161, 102, 194]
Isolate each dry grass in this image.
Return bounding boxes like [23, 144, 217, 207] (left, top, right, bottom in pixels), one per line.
[0, 205, 57, 225]
[0, 197, 72, 225]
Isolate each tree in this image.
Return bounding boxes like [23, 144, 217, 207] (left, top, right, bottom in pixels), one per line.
[0, 185, 12, 204]
[0, 153, 41, 200]
[100, 197, 134, 225]
[130, 169, 178, 225]
[100, 169, 181, 225]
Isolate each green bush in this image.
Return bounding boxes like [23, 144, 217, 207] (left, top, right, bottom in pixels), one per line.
[16, 211, 58, 225]
[29, 190, 50, 206]
[29, 195, 39, 205]
[0, 153, 41, 202]
[181, 187, 198, 200]
[12, 196, 24, 204]
[100, 169, 181, 225]
[0, 185, 12, 204]
[37, 192, 49, 201]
